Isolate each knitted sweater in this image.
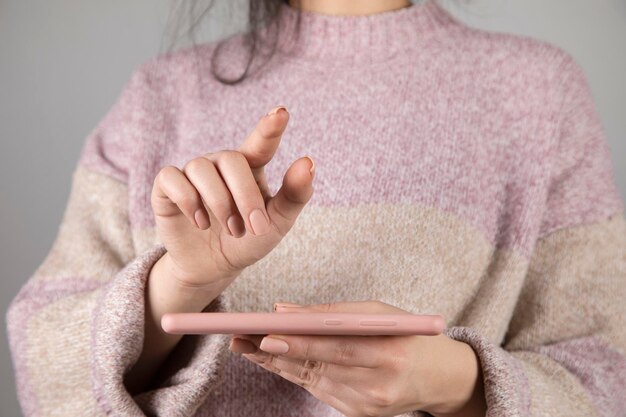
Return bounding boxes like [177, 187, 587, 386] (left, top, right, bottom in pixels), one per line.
[6, 1, 626, 416]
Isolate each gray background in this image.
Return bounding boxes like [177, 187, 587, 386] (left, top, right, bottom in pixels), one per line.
[1, 1, 624, 415]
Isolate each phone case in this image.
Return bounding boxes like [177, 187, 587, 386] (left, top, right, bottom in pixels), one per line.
[161, 312, 446, 336]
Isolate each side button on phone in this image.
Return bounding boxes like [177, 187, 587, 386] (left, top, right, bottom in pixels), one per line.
[359, 320, 397, 326]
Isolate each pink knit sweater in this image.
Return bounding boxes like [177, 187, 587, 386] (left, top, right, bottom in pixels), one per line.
[7, 1, 626, 416]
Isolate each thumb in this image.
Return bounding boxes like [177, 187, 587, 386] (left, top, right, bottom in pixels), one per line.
[265, 155, 315, 234]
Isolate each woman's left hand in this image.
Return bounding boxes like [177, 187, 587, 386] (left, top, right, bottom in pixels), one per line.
[229, 300, 487, 417]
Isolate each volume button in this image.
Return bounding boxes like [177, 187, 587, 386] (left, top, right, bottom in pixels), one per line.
[324, 319, 342, 326]
[359, 320, 397, 327]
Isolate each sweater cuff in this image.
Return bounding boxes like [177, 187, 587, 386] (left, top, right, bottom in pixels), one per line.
[90, 244, 232, 416]
[444, 326, 531, 417]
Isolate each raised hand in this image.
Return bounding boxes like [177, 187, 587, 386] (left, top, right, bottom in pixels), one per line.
[150, 105, 315, 297]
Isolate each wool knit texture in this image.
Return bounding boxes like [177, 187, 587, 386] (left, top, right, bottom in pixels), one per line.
[6, 1, 626, 416]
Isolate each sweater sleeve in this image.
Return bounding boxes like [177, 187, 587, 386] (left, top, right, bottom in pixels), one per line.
[443, 54, 626, 416]
[5, 62, 232, 417]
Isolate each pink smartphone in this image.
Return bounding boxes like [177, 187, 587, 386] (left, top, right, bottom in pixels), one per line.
[161, 312, 446, 336]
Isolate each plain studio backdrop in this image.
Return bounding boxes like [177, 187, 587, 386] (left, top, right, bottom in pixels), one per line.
[0, 1, 624, 415]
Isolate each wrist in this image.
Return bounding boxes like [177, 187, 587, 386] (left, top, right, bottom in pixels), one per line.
[149, 252, 234, 311]
[422, 337, 486, 417]
[126, 251, 230, 394]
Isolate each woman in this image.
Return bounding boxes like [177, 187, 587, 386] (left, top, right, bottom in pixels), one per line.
[7, 0, 625, 416]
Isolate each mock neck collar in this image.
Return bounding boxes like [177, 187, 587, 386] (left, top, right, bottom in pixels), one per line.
[267, 0, 458, 67]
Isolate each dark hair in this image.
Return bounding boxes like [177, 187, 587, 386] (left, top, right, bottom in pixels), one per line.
[161, 0, 302, 86]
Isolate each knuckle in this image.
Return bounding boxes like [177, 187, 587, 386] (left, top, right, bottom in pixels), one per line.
[302, 341, 313, 363]
[385, 352, 406, 373]
[369, 386, 396, 409]
[257, 353, 276, 367]
[177, 193, 199, 212]
[218, 149, 245, 163]
[384, 343, 409, 371]
[156, 165, 178, 184]
[296, 365, 319, 388]
[183, 157, 211, 175]
[252, 145, 274, 161]
[213, 200, 233, 217]
[304, 359, 323, 373]
[334, 342, 356, 365]
[259, 354, 282, 374]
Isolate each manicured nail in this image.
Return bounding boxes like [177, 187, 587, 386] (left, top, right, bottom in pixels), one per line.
[260, 337, 289, 355]
[304, 155, 315, 178]
[227, 214, 245, 237]
[194, 209, 210, 230]
[265, 105, 288, 117]
[274, 302, 302, 311]
[249, 208, 270, 236]
[229, 337, 258, 354]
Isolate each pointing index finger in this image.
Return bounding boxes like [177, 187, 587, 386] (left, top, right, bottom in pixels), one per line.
[237, 105, 289, 171]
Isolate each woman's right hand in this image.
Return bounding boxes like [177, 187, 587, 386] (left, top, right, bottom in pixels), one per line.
[150, 105, 315, 297]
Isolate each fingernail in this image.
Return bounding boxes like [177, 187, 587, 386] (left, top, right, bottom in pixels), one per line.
[304, 155, 315, 178]
[260, 337, 289, 354]
[227, 214, 246, 237]
[274, 302, 302, 311]
[265, 105, 288, 117]
[249, 208, 271, 236]
[229, 337, 258, 354]
[194, 209, 210, 230]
